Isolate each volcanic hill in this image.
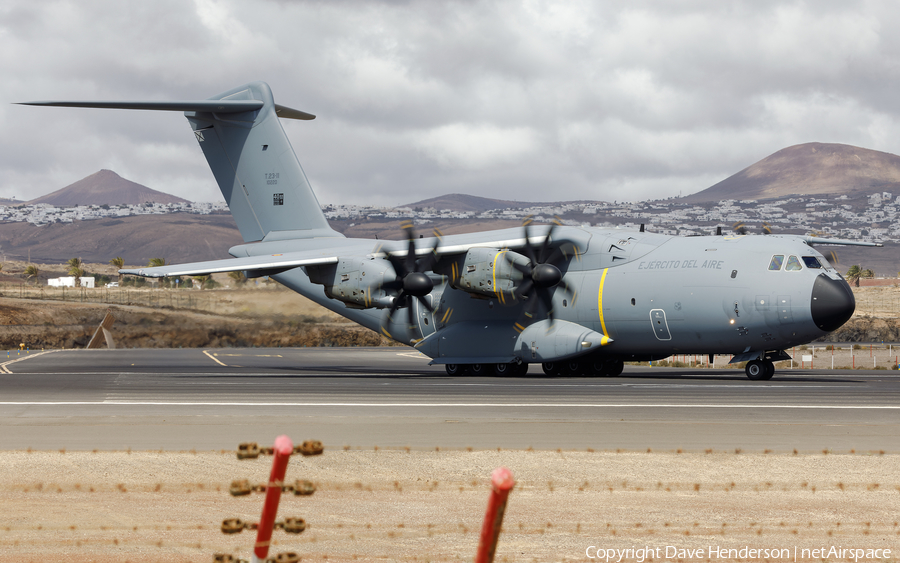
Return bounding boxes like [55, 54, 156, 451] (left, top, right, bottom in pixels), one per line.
[27, 169, 189, 206]
[683, 142, 900, 203]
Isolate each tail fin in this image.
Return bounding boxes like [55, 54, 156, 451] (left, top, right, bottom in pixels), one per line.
[186, 82, 341, 242]
[20, 81, 342, 243]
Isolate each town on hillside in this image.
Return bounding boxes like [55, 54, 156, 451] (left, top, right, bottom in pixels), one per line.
[1, 190, 896, 245]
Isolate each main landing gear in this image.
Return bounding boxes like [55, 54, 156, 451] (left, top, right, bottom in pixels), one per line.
[444, 358, 625, 377]
[444, 363, 529, 376]
[541, 359, 624, 377]
[745, 359, 775, 381]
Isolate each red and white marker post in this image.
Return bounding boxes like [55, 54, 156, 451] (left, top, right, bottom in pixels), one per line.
[252, 435, 293, 563]
[475, 467, 516, 563]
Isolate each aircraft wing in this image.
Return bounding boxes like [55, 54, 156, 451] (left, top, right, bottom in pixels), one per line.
[119, 253, 338, 278]
[801, 236, 883, 247]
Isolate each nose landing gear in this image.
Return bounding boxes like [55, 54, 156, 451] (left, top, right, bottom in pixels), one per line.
[745, 359, 775, 380]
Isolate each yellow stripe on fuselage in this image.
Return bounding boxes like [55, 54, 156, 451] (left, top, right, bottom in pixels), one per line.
[597, 268, 609, 338]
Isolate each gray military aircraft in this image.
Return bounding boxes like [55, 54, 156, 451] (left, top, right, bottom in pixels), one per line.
[21, 81, 881, 380]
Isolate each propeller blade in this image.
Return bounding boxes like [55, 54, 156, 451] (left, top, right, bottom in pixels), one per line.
[560, 281, 578, 305]
[521, 222, 537, 264]
[538, 221, 558, 263]
[407, 299, 416, 327]
[515, 277, 534, 300]
[509, 259, 533, 276]
[418, 232, 442, 273]
[381, 279, 403, 291]
[416, 295, 434, 313]
[537, 288, 554, 323]
[404, 229, 417, 275]
[386, 252, 407, 278]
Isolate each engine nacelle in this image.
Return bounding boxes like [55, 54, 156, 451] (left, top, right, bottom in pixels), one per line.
[435, 247, 528, 301]
[306, 257, 395, 309]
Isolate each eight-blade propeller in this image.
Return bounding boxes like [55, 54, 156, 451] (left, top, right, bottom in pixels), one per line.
[508, 217, 577, 332]
[379, 222, 441, 331]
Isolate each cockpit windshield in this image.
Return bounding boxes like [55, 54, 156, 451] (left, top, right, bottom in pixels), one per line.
[802, 256, 823, 269]
[785, 255, 802, 271]
[768, 255, 784, 270]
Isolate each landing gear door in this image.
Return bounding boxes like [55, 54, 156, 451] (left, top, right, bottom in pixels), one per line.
[417, 290, 441, 339]
[650, 309, 671, 341]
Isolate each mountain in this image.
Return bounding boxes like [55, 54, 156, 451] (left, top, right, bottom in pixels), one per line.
[683, 143, 900, 203]
[403, 193, 542, 213]
[27, 170, 189, 206]
[0, 214, 241, 265]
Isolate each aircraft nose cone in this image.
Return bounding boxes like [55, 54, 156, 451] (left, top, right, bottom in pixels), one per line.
[810, 273, 855, 332]
[403, 272, 433, 297]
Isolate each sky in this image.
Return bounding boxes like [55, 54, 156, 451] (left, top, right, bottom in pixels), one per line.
[2, 0, 900, 206]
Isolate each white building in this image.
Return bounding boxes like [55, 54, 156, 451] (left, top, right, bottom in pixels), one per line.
[48, 277, 95, 288]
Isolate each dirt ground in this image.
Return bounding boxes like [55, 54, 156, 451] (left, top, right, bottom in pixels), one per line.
[0, 449, 897, 563]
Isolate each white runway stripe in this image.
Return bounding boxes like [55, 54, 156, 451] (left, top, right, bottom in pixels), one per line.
[0, 401, 897, 409]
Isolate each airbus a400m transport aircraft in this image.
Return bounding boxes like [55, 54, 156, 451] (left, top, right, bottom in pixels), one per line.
[22, 82, 881, 380]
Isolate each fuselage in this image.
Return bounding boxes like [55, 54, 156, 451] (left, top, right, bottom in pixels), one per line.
[236, 225, 852, 363]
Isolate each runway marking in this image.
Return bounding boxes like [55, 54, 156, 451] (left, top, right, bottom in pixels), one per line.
[0, 350, 60, 374]
[202, 350, 228, 367]
[396, 352, 429, 359]
[1, 401, 898, 409]
[216, 354, 283, 357]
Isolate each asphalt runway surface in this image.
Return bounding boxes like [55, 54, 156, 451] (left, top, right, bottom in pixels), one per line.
[1, 347, 898, 452]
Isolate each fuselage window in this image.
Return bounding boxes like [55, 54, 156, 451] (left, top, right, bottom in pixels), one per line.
[802, 256, 823, 269]
[768, 255, 784, 271]
[785, 255, 803, 271]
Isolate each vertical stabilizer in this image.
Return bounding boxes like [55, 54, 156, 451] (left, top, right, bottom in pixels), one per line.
[185, 82, 341, 242]
[20, 82, 342, 243]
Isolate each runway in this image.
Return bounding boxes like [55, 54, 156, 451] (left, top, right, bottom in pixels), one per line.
[1, 347, 898, 452]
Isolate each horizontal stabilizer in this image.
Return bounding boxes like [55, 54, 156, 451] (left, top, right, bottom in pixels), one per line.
[120, 253, 338, 278]
[18, 100, 315, 120]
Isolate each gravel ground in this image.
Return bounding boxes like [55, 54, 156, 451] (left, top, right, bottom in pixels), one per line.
[0, 449, 898, 562]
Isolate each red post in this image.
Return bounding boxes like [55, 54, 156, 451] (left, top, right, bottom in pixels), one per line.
[476, 467, 516, 563]
[253, 435, 293, 562]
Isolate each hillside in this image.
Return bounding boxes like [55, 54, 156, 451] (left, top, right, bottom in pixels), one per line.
[27, 169, 189, 206]
[683, 143, 900, 203]
[0, 213, 242, 264]
[404, 193, 549, 212]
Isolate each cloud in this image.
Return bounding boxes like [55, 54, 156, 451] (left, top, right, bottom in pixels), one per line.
[2, 0, 900, 205]
[415, 123, 540, 170]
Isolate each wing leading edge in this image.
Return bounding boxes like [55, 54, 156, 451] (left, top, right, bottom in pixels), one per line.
[119, 253, 337, 278]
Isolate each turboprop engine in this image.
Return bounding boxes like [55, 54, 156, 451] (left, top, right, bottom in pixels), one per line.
[306, 258, 396, 309]
[435, 247, 529, 301]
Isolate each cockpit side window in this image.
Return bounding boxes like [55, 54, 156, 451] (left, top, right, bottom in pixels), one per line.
[768, 255, 784, 271]
[802, 256, 823, 269]
[785, 255, 803, 271]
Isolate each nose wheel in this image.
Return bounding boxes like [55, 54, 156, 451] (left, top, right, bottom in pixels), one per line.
[745, 359, 775, 380]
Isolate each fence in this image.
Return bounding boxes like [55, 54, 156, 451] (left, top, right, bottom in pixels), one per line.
[2, 284, 225, 314]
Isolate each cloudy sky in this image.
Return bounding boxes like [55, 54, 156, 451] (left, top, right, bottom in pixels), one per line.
[2, 0, 899, 206]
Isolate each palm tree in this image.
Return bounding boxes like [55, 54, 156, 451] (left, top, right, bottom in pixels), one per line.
[228, 270, 247, 286]
[148, 258, 168, 288]
[67, 257, 83, 288]
[192, 274, 211, 290]
[109, 256, 124, 285]
[845, 265, 862, 287]
[23, 264, 39, 284]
